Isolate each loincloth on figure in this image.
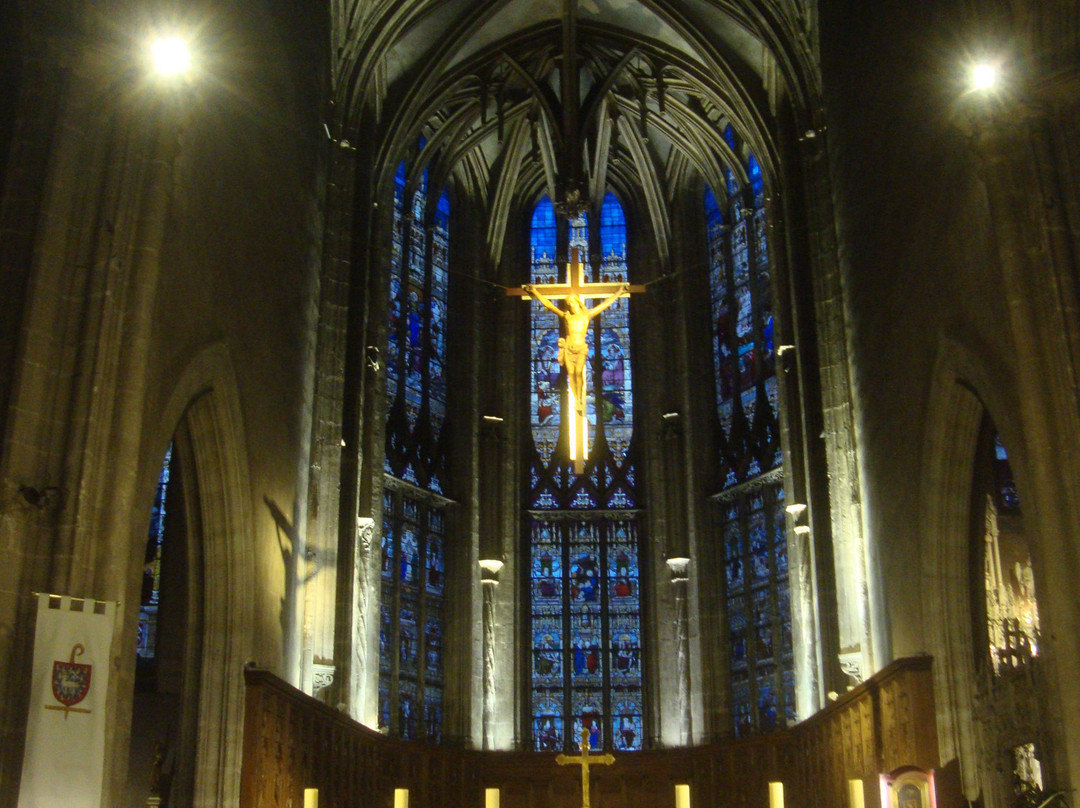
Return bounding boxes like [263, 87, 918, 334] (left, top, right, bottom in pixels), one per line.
[557, 337, 586, 366]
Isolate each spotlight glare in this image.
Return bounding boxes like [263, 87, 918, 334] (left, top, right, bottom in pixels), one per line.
[150, 35, 192, 78]
[971, 62, 998, 92]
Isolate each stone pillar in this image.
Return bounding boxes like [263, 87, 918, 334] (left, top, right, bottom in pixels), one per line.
[479, 559, 504, 750]
[666, 557, 692, 745]
[797, 130, 865, 695]
[353, 516, 378, 723]
[303, 133, 359, 698]
[963, 93, 1080, 796]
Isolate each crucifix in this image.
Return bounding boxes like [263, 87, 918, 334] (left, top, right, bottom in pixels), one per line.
[507, 246, 643, 474]
[555, 727, 615, 808]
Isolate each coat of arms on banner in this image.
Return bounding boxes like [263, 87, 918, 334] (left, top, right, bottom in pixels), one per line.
[45, 643, 92, 717]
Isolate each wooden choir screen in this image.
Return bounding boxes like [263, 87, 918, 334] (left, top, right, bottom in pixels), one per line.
[240, 657, 942, 808]
[240, 669, 474, 808]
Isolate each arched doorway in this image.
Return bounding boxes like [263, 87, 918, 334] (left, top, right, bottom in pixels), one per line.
[122, 344, 255, 807]
[126, 430, 203, 807]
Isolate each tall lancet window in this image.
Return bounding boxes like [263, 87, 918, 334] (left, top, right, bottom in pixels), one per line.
[137, 445, 172, 665]
[379, 155, 450, 742]
[707, 127, 793, 737]
[981, 432, 1039, 674]
[973, 424, 1044, 801]
[528, 194, 644, 753]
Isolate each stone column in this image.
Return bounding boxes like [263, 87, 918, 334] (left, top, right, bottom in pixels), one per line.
[666, 557, 692, 745]
[479, 559, 504, 750]
[964, 94, 1080, 796]
[303, 132, 359, 698]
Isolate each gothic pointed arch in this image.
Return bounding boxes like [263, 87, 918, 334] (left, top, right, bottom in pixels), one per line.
[152, 342, 255, 806]
[526, 192, 645, 753]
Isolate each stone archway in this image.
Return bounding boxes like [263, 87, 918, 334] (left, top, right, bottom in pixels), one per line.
[152, 343, 255, 808]
[919, 336, 1023, 806]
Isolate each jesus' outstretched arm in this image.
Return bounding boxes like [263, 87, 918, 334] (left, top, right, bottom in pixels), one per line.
[522, 284, 566, 318]
[587, 283, 630, 316]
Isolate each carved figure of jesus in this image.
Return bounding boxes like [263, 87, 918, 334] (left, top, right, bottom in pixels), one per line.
[522, 284, 628, 415]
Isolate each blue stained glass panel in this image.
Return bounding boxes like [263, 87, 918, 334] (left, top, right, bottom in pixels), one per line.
[379, 604, 393, 674]
[612, 695, 643, 751]
[994, 434, 1021, 510]
[533, 620, 563, 686]
[750, 510, 769, 583]
[597, 198, 634, 474]
[400, 597, 418, 676]
[778, 580, 793, 656]
[399, 680, 418, 740]
[782, 668, 797, 726]
[609, 615, 641, 684]
[385, 164, 407, 411]
[425, 606, 442, 680]
[429, 190, 450, 433]
[378, 490, 445, 742]
[732, 670, 751, 737]
[534, 697, 564, 752]
[530, 197, 563, 476]
[608, 545, 638, 607]
[424, 688, 442, 742]
[379, 676, 391, 731]
[425, 530, 444, 595]
[400, 527, 419, 583]
[572, 692, 605, 750]
[570, 614, 603, 681]
[608, 487, 634, 508]
[757, 667, 778, 731]
[723, 123, 736, 149]
[728, 596, 747, 664]
[385, 150, 448, 492]
[570, 488, 599, 509]
[719, 484, 791, 737]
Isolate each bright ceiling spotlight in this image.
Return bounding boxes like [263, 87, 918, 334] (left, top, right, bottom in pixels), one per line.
[970, 62, 999, 92]
[149, 34, 192, 78]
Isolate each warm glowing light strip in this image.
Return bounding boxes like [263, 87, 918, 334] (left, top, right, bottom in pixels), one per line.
[567, 388, 590, 463]
[569, 389, 578, 460]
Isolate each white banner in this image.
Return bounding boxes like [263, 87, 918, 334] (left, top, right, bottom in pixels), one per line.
[18, 593, 118, 808]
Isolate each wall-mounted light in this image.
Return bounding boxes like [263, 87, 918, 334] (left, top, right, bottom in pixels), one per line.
[785, 503, 806, 519]
[479, 559, 504, 585]
[665, 557, 691, 583]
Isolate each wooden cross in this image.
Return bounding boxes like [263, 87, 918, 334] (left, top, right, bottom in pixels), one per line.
[555, 727, 615, 808]
[508, 246, 644, 473]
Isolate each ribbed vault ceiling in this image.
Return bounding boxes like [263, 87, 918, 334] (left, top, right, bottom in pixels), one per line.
[333, 0, 819, 264]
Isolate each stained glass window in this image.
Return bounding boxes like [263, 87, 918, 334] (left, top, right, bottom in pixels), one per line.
[385, 159, 449, 494]
[707, 133, 792, 736]
[527, 194, 643, 751]
[137, 445, 172, 661]
[380, 150, 450, 741]
[982, 432, 1038, 674]
[706, 175, 778, 489]
[378, 485, 446, 741]
[721, 485, 793, 735]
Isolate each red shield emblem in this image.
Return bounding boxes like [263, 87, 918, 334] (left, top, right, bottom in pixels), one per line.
[47, 644, 92, 717]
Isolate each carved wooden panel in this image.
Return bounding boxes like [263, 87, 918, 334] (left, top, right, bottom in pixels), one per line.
[241, 657, 941, 808]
